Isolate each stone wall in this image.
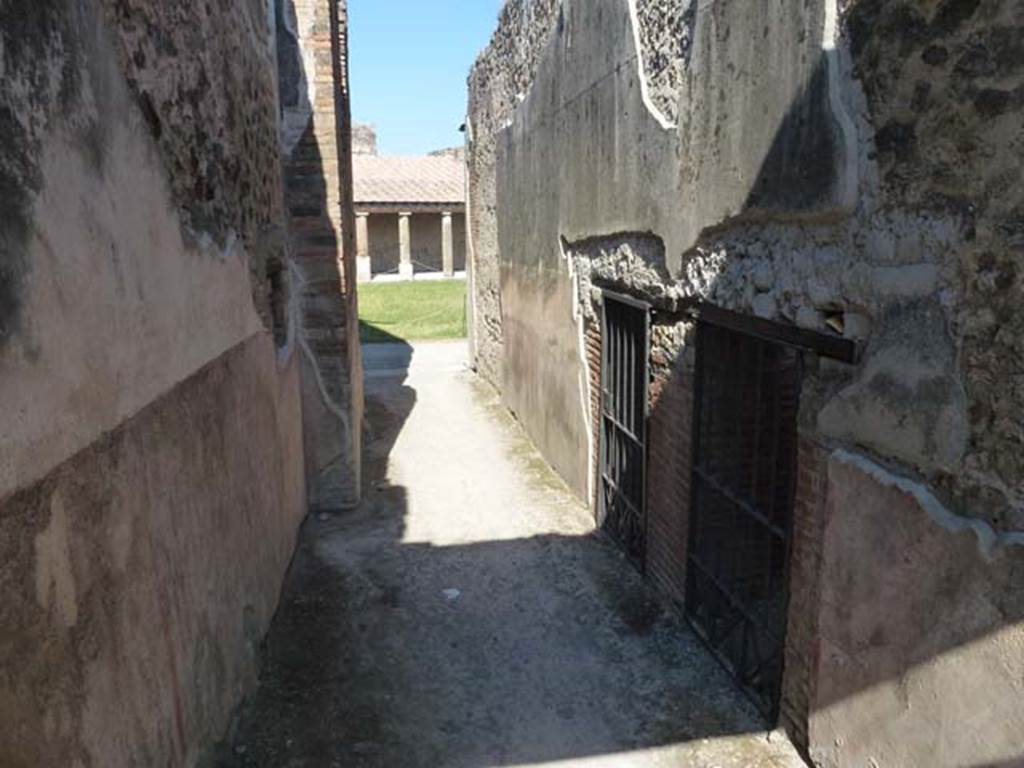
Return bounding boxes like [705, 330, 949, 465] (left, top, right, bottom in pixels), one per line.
[466, 0, 561, 386]
[0, 0, 355, 762]
[468, 0, 1024, 764]
[842, 0, 1024, 532]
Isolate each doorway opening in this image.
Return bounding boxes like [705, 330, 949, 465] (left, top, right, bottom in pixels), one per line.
[685, 320, 803, 721]
[598, 292, 650, 571]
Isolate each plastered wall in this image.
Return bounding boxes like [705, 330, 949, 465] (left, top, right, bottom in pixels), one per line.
[468, 0, 1024, 764]
[0, 0, 313, 763]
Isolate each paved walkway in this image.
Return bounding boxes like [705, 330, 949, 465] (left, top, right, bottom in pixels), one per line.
[220, 341, 806, 768]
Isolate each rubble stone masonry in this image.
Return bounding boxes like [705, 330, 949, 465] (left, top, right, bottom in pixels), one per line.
[466, 0, 561, 387]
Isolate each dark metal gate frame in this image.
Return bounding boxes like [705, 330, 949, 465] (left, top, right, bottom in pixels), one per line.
[686, 322, 800, 722]
[599, 290, 650, 571]
[682, 303, 856, 724]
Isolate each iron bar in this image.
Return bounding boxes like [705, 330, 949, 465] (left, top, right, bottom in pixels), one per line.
[599, 293, 650, 571]
[685, 320, 802, 724]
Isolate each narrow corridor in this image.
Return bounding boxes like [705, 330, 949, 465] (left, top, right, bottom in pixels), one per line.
[219, 341, 806, 768]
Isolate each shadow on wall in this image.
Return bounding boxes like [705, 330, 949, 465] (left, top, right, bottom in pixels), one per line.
[212, 346, 804, 768]
[741, 58, 840, 214]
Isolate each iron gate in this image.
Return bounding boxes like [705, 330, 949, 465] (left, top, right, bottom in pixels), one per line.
[599, 293, 649, 570]
[685, 321, 802, 721]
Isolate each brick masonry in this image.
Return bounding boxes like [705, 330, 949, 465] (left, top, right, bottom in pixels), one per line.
[587, 306, 694, 604]
[281, 0, 362, 510]
[644, 321, 695, 607]
[779, 433, 830, 754]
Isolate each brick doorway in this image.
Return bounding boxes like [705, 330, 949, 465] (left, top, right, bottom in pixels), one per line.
[685, 321, 803, 722]
[598, 292, 650, 571]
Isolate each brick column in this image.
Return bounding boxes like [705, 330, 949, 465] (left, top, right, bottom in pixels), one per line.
[644, 327, 695, 607]
[356, 212, 371, 282]
[398, 212, 413, 280]
[441, 211, 454, 277]
[279, 0, 362, 510]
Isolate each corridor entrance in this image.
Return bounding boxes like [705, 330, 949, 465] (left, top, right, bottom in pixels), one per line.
[685, 321, 802, 721]
[598, 293, 650, 571]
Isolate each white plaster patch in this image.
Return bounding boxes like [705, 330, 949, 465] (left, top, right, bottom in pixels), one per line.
[558, 237, 596, 506]
[288, 260, 351, 435]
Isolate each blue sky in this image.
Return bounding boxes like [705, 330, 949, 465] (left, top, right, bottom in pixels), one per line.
[349, 0, 504, 156]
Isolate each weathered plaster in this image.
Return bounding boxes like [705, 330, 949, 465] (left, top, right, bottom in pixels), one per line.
[0, 333, 305, 768]
[840, 0, 1024, 530]
[0, 1, 270, 500]
[0, 0, 83, 351]
[677, 0, 857, 252]
[96, 0, 286, 249]
[493, 0, 679, 495]
[818, 299, 968, 473]
[631, 0, 692, 128]
[833, 449, 1024, 560]
[810, 450, 1024, 768]
[33, 491, 78, 629]
[0, 2, 312, 766]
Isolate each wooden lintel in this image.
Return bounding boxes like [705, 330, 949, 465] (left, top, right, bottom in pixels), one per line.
[684, 301, 859, 364]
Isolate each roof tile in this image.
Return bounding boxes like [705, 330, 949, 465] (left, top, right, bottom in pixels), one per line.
[353, 155, 465, 204]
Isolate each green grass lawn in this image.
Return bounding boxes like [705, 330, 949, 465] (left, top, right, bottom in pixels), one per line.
[358, 279, 467, 343]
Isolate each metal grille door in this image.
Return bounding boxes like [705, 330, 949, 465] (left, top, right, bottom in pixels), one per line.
[686, 322, 802, 721]
[599, 294, 649, 570]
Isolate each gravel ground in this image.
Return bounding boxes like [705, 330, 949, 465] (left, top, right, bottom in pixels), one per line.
[215, 341, 806, 768]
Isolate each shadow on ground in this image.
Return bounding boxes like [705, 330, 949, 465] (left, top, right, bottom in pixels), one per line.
[213, 345, 800, 768]
[358, 321, 407, 346]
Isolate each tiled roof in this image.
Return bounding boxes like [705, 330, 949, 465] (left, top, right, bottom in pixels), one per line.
[353, 155, 466, 205]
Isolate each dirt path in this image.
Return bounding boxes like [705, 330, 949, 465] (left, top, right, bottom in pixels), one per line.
[218, 341, 806, 768]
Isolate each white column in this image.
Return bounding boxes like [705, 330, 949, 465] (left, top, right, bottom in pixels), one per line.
[356, 213, 371, 283]
[441, 211, 454, 277]
[398, 212, 413, 280]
